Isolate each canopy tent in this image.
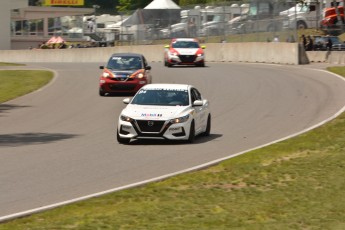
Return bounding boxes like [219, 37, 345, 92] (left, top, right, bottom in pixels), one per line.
[144, 0, 181, 9]
[105, 0, 181, 34]
[118, 8, 180, 28]
[46, 36, 65, 44]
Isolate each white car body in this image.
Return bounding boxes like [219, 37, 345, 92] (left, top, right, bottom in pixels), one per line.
[117, 84, 211, 144]
[164, 38, 205, 67]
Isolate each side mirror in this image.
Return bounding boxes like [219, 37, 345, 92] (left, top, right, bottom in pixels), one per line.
[201, 45, 206, 49]
[145, 65, 152, 70]
[123, 98, 131, 104]
[99, 66, 104, 69]
[193, 100, 203, 106]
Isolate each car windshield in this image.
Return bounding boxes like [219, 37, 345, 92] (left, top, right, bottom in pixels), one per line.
[131, 89, 189, 106]
[172, 41, 200, 49]
[107, 56, 143, 70]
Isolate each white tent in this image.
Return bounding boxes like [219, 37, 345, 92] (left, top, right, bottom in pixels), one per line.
[144, 0, 181, 9]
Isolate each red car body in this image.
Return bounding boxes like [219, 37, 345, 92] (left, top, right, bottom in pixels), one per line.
[320, 5, 344, 31]
[99, 53, 152, 96]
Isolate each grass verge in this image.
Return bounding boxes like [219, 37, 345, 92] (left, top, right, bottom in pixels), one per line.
[0, 63, 25, 66]
[1, 67, 345, 229]
[0, 70, 53, 103]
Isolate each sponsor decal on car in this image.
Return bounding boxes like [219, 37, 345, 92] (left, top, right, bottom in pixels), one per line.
[141, 113, 163, 117]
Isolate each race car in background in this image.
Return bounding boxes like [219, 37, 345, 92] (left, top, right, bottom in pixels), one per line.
[164, 38, 206, 67]
[99, 53, 152, 96]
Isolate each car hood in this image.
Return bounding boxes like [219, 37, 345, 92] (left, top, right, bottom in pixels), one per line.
[108, 69, 140, 75]
[173, 48, 200, 55]
[122, 104, 191, 120]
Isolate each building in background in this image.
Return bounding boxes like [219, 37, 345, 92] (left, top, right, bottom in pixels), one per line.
[1, 0, 28, 50]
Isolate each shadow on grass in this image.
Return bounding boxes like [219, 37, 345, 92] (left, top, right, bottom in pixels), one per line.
[0, 133, 79, 147]
[125, 133, 222, 146]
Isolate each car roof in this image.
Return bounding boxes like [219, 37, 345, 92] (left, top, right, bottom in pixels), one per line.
[141, 83, 192, 90]
[111, 53, 144, 58]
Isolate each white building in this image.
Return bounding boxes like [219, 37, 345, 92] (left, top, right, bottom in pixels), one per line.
[1, 0, 28, 50]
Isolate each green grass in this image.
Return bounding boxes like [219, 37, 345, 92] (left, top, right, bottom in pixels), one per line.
[1, 67, 345, 229]
[0, 70, 53, 103]
[0, 63, 25, 66]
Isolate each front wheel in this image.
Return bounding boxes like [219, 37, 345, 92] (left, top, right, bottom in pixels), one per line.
[99, 88, 106, 96]
[202, 114, 211, 136]
[187, 121, 195, 143]
[117, 131, 130, 144]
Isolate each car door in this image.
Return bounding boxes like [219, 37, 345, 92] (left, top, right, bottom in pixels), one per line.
[191, 88, 206, 134]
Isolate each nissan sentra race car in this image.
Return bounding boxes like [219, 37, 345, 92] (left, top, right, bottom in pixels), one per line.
[164, 38, 206, 67]
[117, 84, 211, 144]
[99, 53, 152, 96]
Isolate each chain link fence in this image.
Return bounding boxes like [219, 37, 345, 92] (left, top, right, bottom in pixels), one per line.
[102, 1, 311, 45]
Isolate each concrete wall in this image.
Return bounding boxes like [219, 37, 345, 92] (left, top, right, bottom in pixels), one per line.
[1, 0, 28, 50]
[0, 42, 300, 65]
[2, 42, 344, 65]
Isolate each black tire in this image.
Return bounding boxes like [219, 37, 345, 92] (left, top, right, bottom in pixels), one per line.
[202, 114, 211, 136]
[99, 88, 105, 96]
[117, 131, 130, 144]
[197, 62, 205, 67]
[296, 21, 307, 30]
[187, 121, 195, 143]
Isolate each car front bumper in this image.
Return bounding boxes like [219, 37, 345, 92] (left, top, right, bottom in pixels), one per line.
[117, 118, 192, 141]
[100, 78, 147, 93]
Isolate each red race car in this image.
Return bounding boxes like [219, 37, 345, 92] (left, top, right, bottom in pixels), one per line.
[99, 53, 152, 96]
[164, 38, 206, 67]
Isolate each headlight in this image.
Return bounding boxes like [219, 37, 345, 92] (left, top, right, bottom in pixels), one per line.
[131, 71, 145, 79]
[102, 72, 112, 78]
[120, 115, 133, 122]
[169, 51, 178, 56]
[170, 114, 189, 124]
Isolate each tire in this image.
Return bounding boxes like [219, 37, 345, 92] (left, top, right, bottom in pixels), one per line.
[99, 88, 105, 96]
[296, 21, 307, 30]
[117, 131, 130, 144]
[197, 62, 205, 67]
[202, 114, 211, 136]
[187, 121, 195, 143]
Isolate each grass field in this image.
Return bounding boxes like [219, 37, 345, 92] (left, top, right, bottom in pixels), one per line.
[0, 70, 53, 103]
[0, 64, 345, 229]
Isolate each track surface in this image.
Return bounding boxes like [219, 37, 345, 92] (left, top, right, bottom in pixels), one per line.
[1, 62, 345, 219]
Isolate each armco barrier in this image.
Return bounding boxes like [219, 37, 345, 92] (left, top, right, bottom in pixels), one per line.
[3, 43, 345, 65]
[0, 42, 305, 65]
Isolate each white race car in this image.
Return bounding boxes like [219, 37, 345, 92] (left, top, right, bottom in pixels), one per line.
[164, 38, 206, 67]
[117, 84, 211, 144]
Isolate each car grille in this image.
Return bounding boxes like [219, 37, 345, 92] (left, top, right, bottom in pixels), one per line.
[109, 84, 136, 91]
[178, 55, 196, 63]
[135, 120, 166, 133]
[112, 77, 134, 81]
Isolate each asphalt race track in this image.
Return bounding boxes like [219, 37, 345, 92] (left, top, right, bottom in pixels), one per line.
[1, 62, 345, 220]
